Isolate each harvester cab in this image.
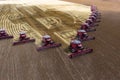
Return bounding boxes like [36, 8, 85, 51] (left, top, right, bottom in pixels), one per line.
[19, 31, 27, 41]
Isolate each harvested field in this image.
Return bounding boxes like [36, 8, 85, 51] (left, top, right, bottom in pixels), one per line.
[0, 0, 120, 80]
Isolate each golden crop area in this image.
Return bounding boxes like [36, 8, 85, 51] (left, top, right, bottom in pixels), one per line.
[0, 3, 91, 46]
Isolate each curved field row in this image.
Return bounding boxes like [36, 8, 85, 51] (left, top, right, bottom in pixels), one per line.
[0, 5, 42, 45]
[65, 11, 90, 23]
[37, 4, 91, 24]
[22, 6, 37, 15]
[36, 17, 62, 29]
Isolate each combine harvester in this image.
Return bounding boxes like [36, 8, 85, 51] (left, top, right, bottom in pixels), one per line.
[67, 5, 101, 59]
[67, 27, 95, 59]
[0, 29, 13, 40]
[80, 6, 101, 33]
[76, 29, 95, 42]
[37, 35, 61, 51]
[68, 39, 93, 59]
[80, 22, 96, 32]
[13, 31, 35, 45]
[91, 5, 101, 22]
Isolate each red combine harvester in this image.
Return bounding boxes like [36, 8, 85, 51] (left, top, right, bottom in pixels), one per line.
[89, 13, 101, 23]
[76, 30, 95, 42]
[0, 29, 13, 40]
[13, 31, 35, 45]
[89, 15, 97, 22]
[37, 35, 61, 51]
[80, 23, 96, 32]
[85, 18, 98, 27]
[91, 5, 101, 18]
[91, 5, 98, 12]
[68, 39, 93, 59]
[91, 13, 99, 19]
[88, 5, 101, 27]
